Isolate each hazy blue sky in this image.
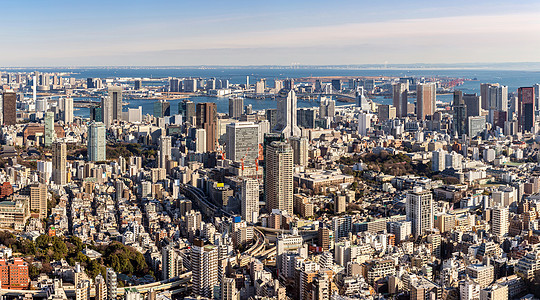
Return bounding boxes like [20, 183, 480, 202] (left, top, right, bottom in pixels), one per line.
[2, 0, 540, 66]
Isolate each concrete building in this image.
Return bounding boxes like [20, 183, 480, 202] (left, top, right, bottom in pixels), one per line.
[191, 239, 218, 299]
[289, 136, 308, 167]
[241, 178, 259, 224]
[392, 83, 408, 118]
[226, 122, 259, 163]
[88, 122, 106, 162]
[102, 86, 122, 128]
[229, 97, 243, 119]
[275, 89, 301, 138]
[52, 142, 67, 185]
[416, 83, 436, 120]
[44, 111, 55, 147]
[406, 186, 433, 237]
[196, 103, 217, 152]
[265, 141, 293, 213]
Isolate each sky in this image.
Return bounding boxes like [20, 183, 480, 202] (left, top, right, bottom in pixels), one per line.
[1, 0, 540, 67]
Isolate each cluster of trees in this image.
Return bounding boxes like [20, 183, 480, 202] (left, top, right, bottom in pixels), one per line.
[97, 241, 151, 278]
[0, 232, 152, 280]
[360, 151, 431, 177]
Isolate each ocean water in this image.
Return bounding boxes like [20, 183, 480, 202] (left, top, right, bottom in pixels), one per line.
[7, 67, 538, 117]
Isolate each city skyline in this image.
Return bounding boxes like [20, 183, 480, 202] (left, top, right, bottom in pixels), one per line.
[1, 0, 540, 66]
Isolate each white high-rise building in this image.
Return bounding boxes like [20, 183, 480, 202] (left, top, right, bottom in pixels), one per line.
[265, 141, 293, 213]
[105, 268, 117, 300]
[358, 112, 373, 136]
[88, 122, 106, 162]
[275, 89, 301, 138]
[126, 106, 142, 123]
[159, 136, 172, 169]
[432, 149, 448, 172]
[191, 239, 218, 299]
[459, 279, 481, 300]
[492, 206, 509, 237]
[406, 186, 433, 237]
[242, 178, 259, 224]
[194, 129, 206, 154]
[226, 122, 259, 163]
[62, 97, 74, 124]
[162, 244, 181, 280]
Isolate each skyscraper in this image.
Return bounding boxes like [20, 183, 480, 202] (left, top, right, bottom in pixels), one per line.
[44, 111, 55, 147]
[196, 103, 217, 152]
[492, 206, 508, 237]
[106, 268, 117, 300]
[162, 244, 180, 280]
[463, 93, 481, 117]
[153, 100, 171, 118]
[2, 91, 16, 125]
[406, 186, 433, 237]
[319, 97, 335, 119]
[241, 178, 259, 223]
[88, 122, 106, 162]
[226, 122, 259, 163]
[392, 83, 408, 118]
[289, 136, 308, 167]
[518, 87, 535, 133]
[158, 136, 172, 169]
[416, 83, 436, 120]
[453, 91, 467, 136]
[481, 83, 508, 126]
[178, 100, 196, 123]
[102, 86, 122, 128]
[52, 142, 67, 185]
[62, 97, 74, 124]
[228, 97, 244, 119]
[30, 183, 47, 219]
[275, 89, 301, 138]
[356, 87, 371, 111]
[358, 112, 373, 136]
[265, 141, 293, 213]
[191, 239, 218, 299]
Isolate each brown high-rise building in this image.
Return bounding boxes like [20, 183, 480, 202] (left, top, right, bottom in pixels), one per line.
[2, 91, 16, 125]
[30, 183, 47, 219]
[318, 226, 330, 251]
[416, 83, 436, 120]
[518, 87, 535, 133]
[196, 103, 217, 152]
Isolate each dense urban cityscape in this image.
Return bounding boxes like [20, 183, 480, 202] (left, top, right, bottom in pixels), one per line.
[0, 69, 538, 300]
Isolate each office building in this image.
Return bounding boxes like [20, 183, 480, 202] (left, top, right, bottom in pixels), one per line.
[417, 83, 436, 120]
[102, 86, 122, 128]
[406, 186, 433, 237]
[481, 83, 508, 126]
[88, 122, 106, 162]
[331, 79, 342, 92]
[356, 86, 371, 111]
[378, 104, 396, 121]
[194, 129, 206, 153]
[275, 89, 301, 138]
[466, 264, 494, 288]
[191, 239, 218, 299]
[358, 112, 373, 136]
[226, 122, 259, 163]
[392, 83, 408, 118]
[468, 116, 487, 138]
[153, 100, 171, 118]
[0, 258, 29, 289]
[410, 278, 442, 300]
[463, 93, 481, 117]
[319, 97, 335, 119]
[266, 109, 277, 129]
[126, 106, 142, 123]
[196, 103, 217, 152]
[518, 87, 535, 132]
[492, 206, 508, 237]
[297, 108, 316, 129]
[453, 91, 467, 136]
[265, 141, 293, 213]
[178, 100, 196, 123]
[52, 142, 67, 185]
[61, 97, 74, 124]
[289, 136, 308, 167]
[30, 183, 47, 219]
[158, 136, 172, 169]
[229, 97, 244, 119]
[2, 91, 16, 125]
[44, 111, 55, 147]
[241, 178, 259, 224]
[91, 107, 103, 123]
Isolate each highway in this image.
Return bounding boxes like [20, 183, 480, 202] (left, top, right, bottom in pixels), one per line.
[0, 272, 192, 298]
